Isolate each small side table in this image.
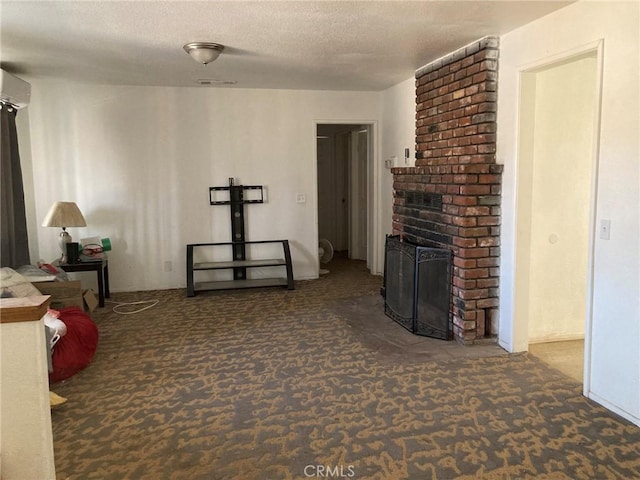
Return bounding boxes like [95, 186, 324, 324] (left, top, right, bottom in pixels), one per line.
[58, 258, 110, 307]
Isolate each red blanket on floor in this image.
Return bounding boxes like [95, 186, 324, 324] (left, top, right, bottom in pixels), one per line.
[49, 307, 99, 383]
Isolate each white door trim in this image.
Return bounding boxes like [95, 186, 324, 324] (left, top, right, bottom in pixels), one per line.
[313, 120, 380, 274]
[506, 39, 604, 392]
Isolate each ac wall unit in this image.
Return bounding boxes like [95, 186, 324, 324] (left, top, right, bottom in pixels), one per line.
[0, 69, 31, 108]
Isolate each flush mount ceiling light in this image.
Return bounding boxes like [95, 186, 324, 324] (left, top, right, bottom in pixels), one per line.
[183, 42, 225, 65]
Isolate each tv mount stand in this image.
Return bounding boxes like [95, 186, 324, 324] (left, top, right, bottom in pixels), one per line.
[186, 178, 294, 296]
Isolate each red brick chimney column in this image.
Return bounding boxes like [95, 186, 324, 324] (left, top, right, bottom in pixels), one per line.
[392, 37, 502, 344]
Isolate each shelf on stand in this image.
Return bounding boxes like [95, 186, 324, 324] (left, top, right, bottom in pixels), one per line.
[186, 240, 294, 296]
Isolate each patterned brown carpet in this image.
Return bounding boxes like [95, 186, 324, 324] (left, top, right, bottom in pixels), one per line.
[51, 257, 640, 480]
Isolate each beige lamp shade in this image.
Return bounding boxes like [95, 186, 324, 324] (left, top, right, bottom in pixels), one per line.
[42, 202, 87, 263]
[42, 202, 87, 228]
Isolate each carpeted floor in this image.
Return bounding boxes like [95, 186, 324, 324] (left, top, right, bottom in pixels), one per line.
[51, 257, 640, 480]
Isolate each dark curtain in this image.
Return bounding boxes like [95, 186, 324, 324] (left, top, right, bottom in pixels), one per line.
[0, 102, 30, 267]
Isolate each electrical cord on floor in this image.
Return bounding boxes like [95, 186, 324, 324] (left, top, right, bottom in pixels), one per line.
[105, 299, 159, 315]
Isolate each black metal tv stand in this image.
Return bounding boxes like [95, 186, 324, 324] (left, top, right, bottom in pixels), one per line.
[186, 178, 295, 296]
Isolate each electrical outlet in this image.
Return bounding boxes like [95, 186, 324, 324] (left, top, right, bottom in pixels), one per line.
[296, 193, 306, 204]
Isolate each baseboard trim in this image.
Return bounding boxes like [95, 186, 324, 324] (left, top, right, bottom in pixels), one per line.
[587, 391, 640, 427]
[529, 334, 585, 344]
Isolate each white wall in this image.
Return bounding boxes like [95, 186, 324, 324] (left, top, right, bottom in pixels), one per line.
[525, 55, 597, 343]
[498, 0, 639, 425]
[379, 77, 416, 251]
[22, 82, 381, 290]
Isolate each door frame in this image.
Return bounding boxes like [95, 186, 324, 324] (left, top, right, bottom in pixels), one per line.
[349, 127, 370, 261]
[313, 120, 379, 274]
[508, 40, 604, 393]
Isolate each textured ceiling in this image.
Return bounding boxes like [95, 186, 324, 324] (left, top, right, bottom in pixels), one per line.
[0, 1, 573, 91]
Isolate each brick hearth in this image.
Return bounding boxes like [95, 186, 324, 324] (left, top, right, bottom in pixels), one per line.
[392, 37, 502, 344]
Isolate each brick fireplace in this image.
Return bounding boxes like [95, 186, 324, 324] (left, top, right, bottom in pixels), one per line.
[391, 37, 502, 344]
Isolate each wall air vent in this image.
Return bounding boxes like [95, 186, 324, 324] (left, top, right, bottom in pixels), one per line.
[196, 79, 237, 86]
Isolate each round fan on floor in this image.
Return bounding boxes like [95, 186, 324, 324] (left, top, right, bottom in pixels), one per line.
[318, 238, 334, 275]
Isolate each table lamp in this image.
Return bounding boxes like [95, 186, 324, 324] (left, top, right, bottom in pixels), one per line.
[42, 201, 87, 262]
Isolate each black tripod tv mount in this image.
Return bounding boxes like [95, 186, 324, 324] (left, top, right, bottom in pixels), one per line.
[209, 177, 264, 260]
[186, 178, 294, 296]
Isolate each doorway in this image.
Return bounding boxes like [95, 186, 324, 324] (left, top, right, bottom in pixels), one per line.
[514, 50, 600, 385]
[316, 123, 371, 268]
